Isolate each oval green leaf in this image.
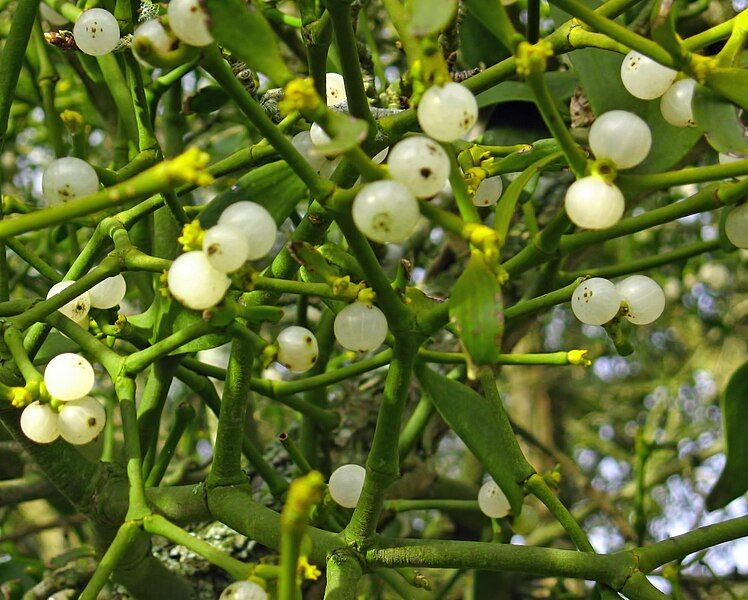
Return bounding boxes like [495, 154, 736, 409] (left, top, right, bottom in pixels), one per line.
[692, 84, 748, 154]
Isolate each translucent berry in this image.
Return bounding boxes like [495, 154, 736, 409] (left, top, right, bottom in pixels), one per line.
[219, 581, 268, 600]
[132, 19, 176, 64]
[167, 251, 231, 310]
[660, 79, 696, 128]
[352, 180, 420, 244]
[564, 176, 625, 230]
[167, 0, 213, 47]
[73, 8, 121, 56]
[39, 3, 68, 26]
[698, 263, 729, 290]
[44, 353, 95, 401]
[387, 136, 451, 198]
[616, 275, 666, 325]
[292, 131, 328, 172]
[20, 401, 60, 444]
[371, 147, 389, 164]
[88, 274, 127, 309]
[202, 224, 250, 273]
[417, 82, 478, 142]
[725, 203, 748, 248]
[328, 464, 366, 508]
[326, 73, 347, 106]
[218, 201, 278, 260]
[334, 301, 388, 352]
[478, 480, 511, 518]
[58, 396, 106, 445]
[571, 278, 621, 325]
[309, 123, 335, 156]
[620, 51, 677, 100]
[472, 176, 504, 207]
[589, 110, 651, 169]
[512, 504, 540, 535]
[276, 326, 319, 373]
[46, 280, 91, 323]
[42, 157, 99, 205]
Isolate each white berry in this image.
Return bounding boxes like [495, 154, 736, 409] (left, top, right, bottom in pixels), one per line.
[352, 180, 420, 243]
[167, 0, 213, 47]
[292, 131, 328, 172]
[620, 51, 677, 100]
[473, 176, 504, 207]
[589, 110, 651, 169]
[328, 464, 366, 508]
[73, 9, 120, 56]
[387, 136, 450, 198]
[42, 157, 99, 205]
[371, 147, 389, 164]
[326, 73, 347, 106]
[167, 251, 231, 310]
[698, 263, 729, 290]
[88, 275, 126, 309]
[512, 504, 540, 535]
[202, 224, 250, 273]
[218, 201, 278, 260]
[616, 275, 666, 325]
[564, 176, 625, 230]
[44, 353, 95, 401]
[220, 581, 268, 600]
[571, 278, 621, 325]
[20, 402, 60, 444]
[334, 302, 388, 352]
[39, 3, 68, 26]
[132, 20, 176, 64]
[276, 326, 319, 373]
[309, 123, 336, 156]
[417, 83, 478, 142]
[725, 203, 748, 248]
[46, 280, 91, 323]
[660, 79, 696, 128]
[58, 397, 106, 445]
[478, 480, 511, 518]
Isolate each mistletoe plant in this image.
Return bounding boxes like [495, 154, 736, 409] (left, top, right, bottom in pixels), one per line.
[0, 0, 746, 597]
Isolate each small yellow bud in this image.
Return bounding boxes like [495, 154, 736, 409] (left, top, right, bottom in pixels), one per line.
[356, 287, 376, 305]
[161, 148, 214, 187]
[60, 110, 85, 135]
[298, 556, 321, 581]
[567, 349, 591, 366]
[331, 275, 352, 297]
[279, 78, 322, 115]
[177, 219, 205, 252]
[10, 387, 31, 408]
[463, 223, 500, 250]
[515, 40, 554, 77]
[464, 167, 488, 196]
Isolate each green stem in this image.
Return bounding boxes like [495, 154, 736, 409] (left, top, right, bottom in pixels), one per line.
[618, 159, 748, 193]
[384, 499, 480, 512]
[142, 514, 253, 579]
[145, 402, 194, 487]
[79, 521, 142, 600]
[116, 377, 151, 521]
[279, 432, 313, 474]
[207, 336, 256, 488]
[397, 392, 435, 459]
[124, 321, 215, 375]
[324, 552, 363, 599]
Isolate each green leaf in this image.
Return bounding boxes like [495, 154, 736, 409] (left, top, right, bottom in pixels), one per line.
[416, 364, 534, 514]
[562, 48, 702, 173]
[312, 112, 369, 157]
[183, 84, 229, 114]
[449, 251, 504, 365]
[477, 72, 578, 108]
[705, 68, 748, 111]
[692, 84, 748, 154]
[407, 0, 457, 37]
[204, 0, 293, 86]
[463, 0, 518, 53]
[198, 160, 307, 228]
[706, 361, 748, 510]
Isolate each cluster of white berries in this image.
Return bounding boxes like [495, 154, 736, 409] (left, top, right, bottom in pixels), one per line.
[571, 275, 665, 326]
[21, 354, 104, 445]
[328, 463, 366, 508]
[566, 110, 652, 230]
[620, 51, 696, 128]
[219, 581, 268, 600]
[42, 157, 100, 205]
[47, 275, 127, 328]
[167, 202, 276, 311]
